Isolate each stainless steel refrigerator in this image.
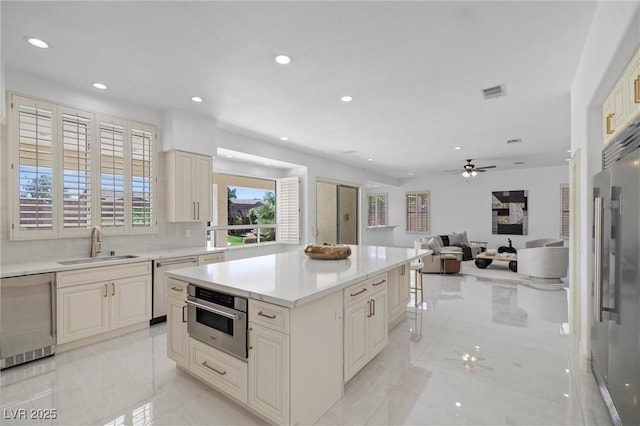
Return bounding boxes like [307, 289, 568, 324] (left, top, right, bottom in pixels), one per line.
[592, 117, 640, 426]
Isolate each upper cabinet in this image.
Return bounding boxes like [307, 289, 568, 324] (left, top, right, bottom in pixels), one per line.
[604, 47, 640, 145]
[166, 150, 212, 222]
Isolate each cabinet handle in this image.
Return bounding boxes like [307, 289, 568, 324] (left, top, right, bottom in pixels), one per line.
[635, 76, 640, 104]
[104, 283, 108, 298]
[182, 305, 187, 323]
[111, 282, 115, 296]
[257, 311, 276, 319]
[606, 113, 615, 135]
[248, 327, 253, 350]
[202, 361, 227, 376]
[350, 287, 367, 297]
[367, 301, 372, 318]
[372, 298, 376, 316]
[193, 201, 197, 220]
[372, 279, 386, 287]
[197, 202, 200, 220]
[171, 286, 184, 292]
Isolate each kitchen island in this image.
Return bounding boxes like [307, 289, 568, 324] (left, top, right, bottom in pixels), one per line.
[166, 245, 429, 425]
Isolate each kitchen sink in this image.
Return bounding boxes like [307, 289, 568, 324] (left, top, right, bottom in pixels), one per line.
[58, 254, 139, 265]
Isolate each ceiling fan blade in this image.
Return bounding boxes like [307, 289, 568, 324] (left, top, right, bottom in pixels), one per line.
[476, 165, 496, 170]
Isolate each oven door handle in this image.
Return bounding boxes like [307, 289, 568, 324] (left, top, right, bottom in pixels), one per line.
[186, 299, 240, 320]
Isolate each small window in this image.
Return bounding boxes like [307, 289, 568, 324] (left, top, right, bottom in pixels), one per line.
[367, 193, 387, 226]
[406, 191, 430, 233]
[561, 184, 569, 239]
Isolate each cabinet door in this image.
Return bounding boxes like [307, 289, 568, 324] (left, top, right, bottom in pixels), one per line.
[57, 282, 109, 344]
[167, 297, 188, 367]
[343, 301, 369, 382]
[604, 93, 615, 144]
[194, 154, 212, 222]
[111, 275, 151, 329]
[398, 264, 410, 311]
[174, 151, 196, 221]
[612, 79, 627, 133]
[248, 323, 290, 425]
[369, 289, 389, 358]
[387, 267, 400, 317]
[628, 51, 640, 122]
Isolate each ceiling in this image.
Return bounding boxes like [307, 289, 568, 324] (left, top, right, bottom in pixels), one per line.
[2, 1, 597, 179]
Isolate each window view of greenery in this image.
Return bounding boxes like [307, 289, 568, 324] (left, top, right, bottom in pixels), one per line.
[227, 186, 276, 245]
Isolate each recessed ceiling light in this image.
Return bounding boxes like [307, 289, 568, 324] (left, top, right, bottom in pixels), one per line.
[454, 146, 463, 150]
[409, 172, 414, 176]
[280, 137, 289, 141]
[25, 37, 49, 49]
[225, 155, 233, 158]
[191, 96, 203, 103]
[341, 96, 353, 102]
[92, 82, 108, 90]
[567, 149, 572, 153]
[565, 158, 570, 162]
[274, 54, 291, 65]
[367, 158, 373, 162]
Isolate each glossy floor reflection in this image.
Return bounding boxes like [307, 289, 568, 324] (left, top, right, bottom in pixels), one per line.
[1, 272, 611, 425]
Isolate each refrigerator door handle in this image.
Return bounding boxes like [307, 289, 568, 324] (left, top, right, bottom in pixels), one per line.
[594, 196, 604, 322]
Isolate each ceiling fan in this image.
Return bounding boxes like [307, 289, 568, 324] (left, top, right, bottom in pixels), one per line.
[451, 159, 497, 178]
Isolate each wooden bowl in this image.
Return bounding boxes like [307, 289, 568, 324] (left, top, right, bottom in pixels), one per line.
[304, 244, 352, 260]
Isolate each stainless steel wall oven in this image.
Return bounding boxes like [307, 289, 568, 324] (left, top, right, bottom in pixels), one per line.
[186, 284, 248, 359]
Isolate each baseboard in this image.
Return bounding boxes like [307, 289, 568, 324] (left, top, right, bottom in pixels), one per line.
[57, 322, 148, 353]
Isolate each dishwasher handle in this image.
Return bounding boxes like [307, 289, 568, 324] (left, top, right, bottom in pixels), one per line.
[156, 257, 198, 268]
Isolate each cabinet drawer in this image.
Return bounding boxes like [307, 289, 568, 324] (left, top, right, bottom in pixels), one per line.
[199, 252, 225, 265]
[57, 261, 151, 288]
[249, 299, 290, 334]
[344, 280, 370, 306]
[368, 273, 388, 290]
[167, 277, 188, 300]
[189, 338, 248, 404]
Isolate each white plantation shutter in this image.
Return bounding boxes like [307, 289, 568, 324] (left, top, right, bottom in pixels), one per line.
[61, 108, 92, 230]
[130, 124, 154, 229]
[561, 184, 570, 239]
[406, 191, 430, 233]
[277, 177, 300, 244]
[368, 194, 387, 226]
[14, 97, 55, 238]
[99, 119, 126, 229]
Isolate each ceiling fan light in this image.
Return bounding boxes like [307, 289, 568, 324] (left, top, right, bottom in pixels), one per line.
[471, 171, 477, 177]
[462, 171, 470, 178]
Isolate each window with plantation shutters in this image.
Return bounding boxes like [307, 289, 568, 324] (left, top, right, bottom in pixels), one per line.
[131, 126, 153, 228]
[561, 184, 570, 239]
[9, 93, 156, 240]
[99, 120, 126, 229]
[16, 100, 54, 235]
[367, 193, 387, 226]
[62, 109, 92, 229]
[406, 191, 429, 233]
[276, 177, 300, 243]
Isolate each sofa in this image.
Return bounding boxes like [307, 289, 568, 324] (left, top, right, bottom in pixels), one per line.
[414, 231, 481, 274]
[517, 239, 568, 281]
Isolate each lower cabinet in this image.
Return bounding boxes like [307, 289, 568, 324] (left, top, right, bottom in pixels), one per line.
[248, 323, 290, 424]
[57, 262, 151, 345]
[343, 274, 389, 382]
[167, 278, 188, 367]
[388, 263, 410, 328]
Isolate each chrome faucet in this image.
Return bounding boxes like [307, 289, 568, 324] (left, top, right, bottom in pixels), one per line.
[90, 226, 102, 258]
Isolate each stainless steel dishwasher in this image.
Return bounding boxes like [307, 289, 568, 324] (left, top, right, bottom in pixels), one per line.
[152, 256, 198, 324]
[0, 272, 56, 369]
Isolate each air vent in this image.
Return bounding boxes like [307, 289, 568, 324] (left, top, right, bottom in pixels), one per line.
[506, 138, 522, 144]
[481, 84, 506, 100]
[514, 161, 524, 165]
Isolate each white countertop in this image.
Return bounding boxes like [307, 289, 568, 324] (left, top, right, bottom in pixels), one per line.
[0, 246, 225, 278]
[167, 245, 431, 308]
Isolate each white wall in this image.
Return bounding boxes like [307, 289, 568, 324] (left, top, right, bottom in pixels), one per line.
[570, 1, 639, 364]
[373, 165, 568, 249]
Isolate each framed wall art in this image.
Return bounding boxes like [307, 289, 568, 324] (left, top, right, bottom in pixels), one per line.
[492, 190, 528, 235]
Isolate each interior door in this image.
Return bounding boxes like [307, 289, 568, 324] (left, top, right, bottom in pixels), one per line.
[338, 185, 358, 244]
[316, 182, 337, 245]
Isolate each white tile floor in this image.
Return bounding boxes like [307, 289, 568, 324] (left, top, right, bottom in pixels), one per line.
[1, 271, 612, 425]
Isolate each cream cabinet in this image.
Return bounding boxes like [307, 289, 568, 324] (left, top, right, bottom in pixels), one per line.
[248, 323, 290, 424]
[56, 262, 151, 345]
[388, 263, 410, 328]
[343, 274, 389, 382]
[198, 251, 225, 265]
[604, 47, 640, 145]
[166, 150, 212, 222]
[167, 278, 188, 367]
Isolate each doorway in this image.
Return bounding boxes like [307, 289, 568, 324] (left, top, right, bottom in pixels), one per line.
[316, 181, 359, 245]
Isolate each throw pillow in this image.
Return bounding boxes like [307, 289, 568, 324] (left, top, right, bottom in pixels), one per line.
[439, 235, 450, 246]
[427, 237, 440, 254]
[448, 232, 462, 246]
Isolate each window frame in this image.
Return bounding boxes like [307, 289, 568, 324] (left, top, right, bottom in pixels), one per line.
[367, 193, 388, 227]
[405, 191, 430, 234]
[9, 93, 157, 240]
